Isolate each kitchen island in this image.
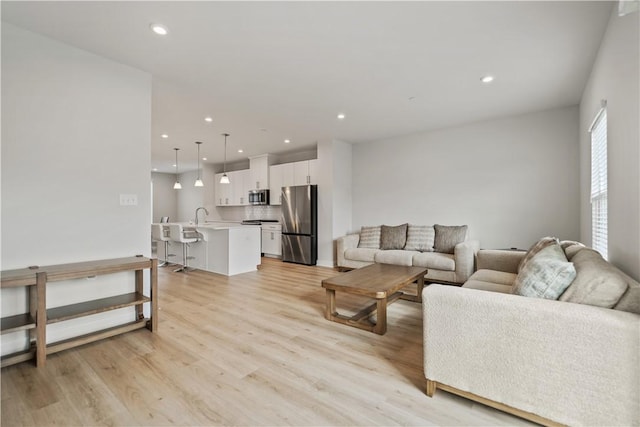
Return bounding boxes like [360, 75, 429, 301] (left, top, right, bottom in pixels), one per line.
[157, 222, 261, 276]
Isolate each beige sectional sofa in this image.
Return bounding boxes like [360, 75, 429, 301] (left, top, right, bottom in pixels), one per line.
[336, 224, 480, 284]
[423, 242, 640, 426]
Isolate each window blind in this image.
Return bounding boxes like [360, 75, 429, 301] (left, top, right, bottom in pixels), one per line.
[590, 108, 607, 259]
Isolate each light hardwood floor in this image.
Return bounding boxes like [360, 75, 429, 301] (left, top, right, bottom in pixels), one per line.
[1, 258, 535, 426]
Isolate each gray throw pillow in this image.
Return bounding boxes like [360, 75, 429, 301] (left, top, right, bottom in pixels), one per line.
[512, 243, 576, 300]
[559, 248, 628, 308]
[404, 225, 435, 252]
[380, 224, 408, 250]
[433, 225, 467, 254]
[358, 226, 381, 249]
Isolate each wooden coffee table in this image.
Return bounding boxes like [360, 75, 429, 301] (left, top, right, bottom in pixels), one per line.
[321, 263, 428, 335]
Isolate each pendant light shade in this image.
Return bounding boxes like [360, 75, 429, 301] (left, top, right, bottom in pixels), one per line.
[194, 141, 204, 187]
[220, 133, 230, 184]
[173, 148, 182, 190]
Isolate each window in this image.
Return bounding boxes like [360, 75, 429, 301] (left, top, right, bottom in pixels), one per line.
[590, 105, 607, 259]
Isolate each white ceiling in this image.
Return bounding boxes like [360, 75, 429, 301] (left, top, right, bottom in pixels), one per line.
[2, 1, 612, 173]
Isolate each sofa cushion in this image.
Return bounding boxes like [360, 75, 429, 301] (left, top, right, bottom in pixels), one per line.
[518, 236, 559, 272]
[434, 225, 468, 254]
[344, 248, 379, 262]
[412, 252, 455, 271]
[469, 269, 517, 286]
[358, 226, 381, 249]
[614, 281, 640, 314]
[512, 243, 576, 300]
[375, 250, 418, 266]
[463, 280, 512, 294]
[404, 225, 435, 252]
[559, 248, 628, 308]
[380, 224, 408, 250]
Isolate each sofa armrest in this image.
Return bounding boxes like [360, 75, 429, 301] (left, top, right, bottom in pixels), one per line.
[453, 240, 479, 283]
[422, 285, 640, 426]
[336, 234, 360, 267]
[476, 249, 525, 273]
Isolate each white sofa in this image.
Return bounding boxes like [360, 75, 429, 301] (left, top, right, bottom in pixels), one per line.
[423, 244, 640, 426]
[336, 225, 479, 284]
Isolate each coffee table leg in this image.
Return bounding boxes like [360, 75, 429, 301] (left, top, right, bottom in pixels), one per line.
[374, 297, 387, 335]
[416, 276, 425, 303]
[325, 288, 337, 319]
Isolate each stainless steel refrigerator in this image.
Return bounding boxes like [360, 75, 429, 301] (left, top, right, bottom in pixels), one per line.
[281, 185, 317, 265]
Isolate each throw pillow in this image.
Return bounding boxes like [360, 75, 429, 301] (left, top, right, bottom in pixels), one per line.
[559, 248, 628, 308]
[433, 225, 467, 254]
[404, 225, 435, 252]
[380, 224, 408, 250]
[518, 236, 559, 272]
[512, 243, 576, 300]
[358, 226, 381, 249]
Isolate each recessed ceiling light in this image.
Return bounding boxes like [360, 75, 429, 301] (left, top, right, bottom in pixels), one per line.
[337, 113, 346, 120]
[161, 134, 168, 138]
[172, 164, 176, 167]
[204, 117, 213, 122]
[150, 24, 168, 36]
[238, 149, 244, 153]
[284, 139, 290, 144]
[480, 75, 494, 83]
[152, 168, 158, 171]
[202, 157, 207, 161]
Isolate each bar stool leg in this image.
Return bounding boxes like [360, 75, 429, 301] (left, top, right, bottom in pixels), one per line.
[173, 243, 187, 273]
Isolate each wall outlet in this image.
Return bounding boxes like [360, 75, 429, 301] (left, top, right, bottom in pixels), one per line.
[119, 194, 138, 206]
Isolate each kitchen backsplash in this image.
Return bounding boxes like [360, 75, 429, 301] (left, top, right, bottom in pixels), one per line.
[217, 205, 282, 222]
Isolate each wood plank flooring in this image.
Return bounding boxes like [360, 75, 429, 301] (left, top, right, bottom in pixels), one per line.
[1, 258, 535, 426]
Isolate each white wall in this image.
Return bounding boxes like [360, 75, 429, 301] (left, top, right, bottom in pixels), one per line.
[1, 24, 152, 353]
[352, 106, 580, 250]
[151, 172, 178, 223]
[579, 8, 640, 280]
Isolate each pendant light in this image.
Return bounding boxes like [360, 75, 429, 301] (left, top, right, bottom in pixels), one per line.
[194, 141, 204, 187]
[220, 133, 230, 184]
[173, 148, 182, 189]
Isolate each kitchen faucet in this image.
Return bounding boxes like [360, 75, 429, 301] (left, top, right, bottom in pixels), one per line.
[195, 207, 209, 225]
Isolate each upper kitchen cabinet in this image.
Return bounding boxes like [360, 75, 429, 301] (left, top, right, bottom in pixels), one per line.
[269, 159, 318, 205]
[215, 169, 250, 206]
[293, 159, 319, 185]
[269, 163, 295, 205]
[249, 154, 273, 190]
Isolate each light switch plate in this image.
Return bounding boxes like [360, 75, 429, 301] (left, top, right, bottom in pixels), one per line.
[119, 194, 138, 206]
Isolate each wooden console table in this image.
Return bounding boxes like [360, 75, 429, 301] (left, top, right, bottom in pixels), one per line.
[0, 256, 158, 368]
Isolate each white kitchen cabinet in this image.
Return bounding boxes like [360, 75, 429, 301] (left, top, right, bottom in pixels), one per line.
[215, 170, 250, 206]
[269, 164, 283, 206]
[261, 223, 282, 257]
[215, 173, 232, 206]
[249, 154, 272, 190]
[293, 159, 318, 185]
[269, 163, 295, 205]
[308, 159, 319, 185]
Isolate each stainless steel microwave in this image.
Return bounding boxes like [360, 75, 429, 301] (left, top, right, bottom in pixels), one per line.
[248, 189, 270, 205]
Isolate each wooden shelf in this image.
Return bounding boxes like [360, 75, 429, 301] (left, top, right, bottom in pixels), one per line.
[47, 319, 148, 355]
[0, 256, 157, 368]
[1, 313, 36, 334]
[47, 292, 150, 324]
[1, 347, 36, 368]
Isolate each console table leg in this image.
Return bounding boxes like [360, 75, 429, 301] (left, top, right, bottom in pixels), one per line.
[35, 272, 47, 367]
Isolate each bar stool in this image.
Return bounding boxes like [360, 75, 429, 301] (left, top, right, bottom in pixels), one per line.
[167, 224, 200, 272]
[151, 223, 175, 267]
